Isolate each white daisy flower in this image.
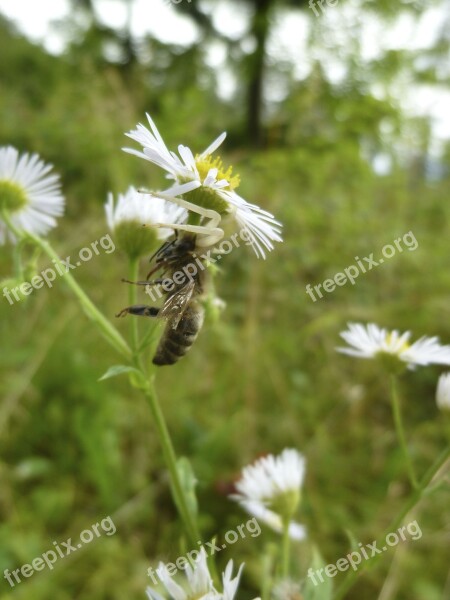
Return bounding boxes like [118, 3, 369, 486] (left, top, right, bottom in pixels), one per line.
[436, 373, 450, 411]
[221, 560, 245, 600]
[123, 114, 282, 259]
[231, 449, 306, 539]
[146, 548, 250, 600]
[105, 186, 186, 258]
[337, 322, 450, 371]
[0, 146, 64, 244]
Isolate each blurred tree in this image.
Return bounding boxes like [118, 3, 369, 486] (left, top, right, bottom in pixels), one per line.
[64, 0, 139, 71]
[176, 0, 312, 147]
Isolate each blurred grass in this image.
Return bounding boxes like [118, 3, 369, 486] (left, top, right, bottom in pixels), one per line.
[1, 147, 449, 599]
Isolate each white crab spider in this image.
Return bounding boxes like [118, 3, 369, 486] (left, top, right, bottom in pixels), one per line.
[139, 181, 224, 247]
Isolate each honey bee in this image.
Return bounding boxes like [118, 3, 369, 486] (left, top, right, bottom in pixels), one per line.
[116, 233, 208, 366]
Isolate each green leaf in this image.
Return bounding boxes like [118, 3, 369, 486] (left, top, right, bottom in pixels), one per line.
[344, 529, 360, 552]
[177, 457, 198, 519]
[303, 546, 333, 600]
[98, 365, 141, 381]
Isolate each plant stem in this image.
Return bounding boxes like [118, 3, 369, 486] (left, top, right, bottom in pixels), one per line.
[383, 444, 450, 535]
[335, 445, 450, 599]
[128, 257, 140, 357]
[390, 375, 418, 489]
[2, 213, 201, 555]
[281, 520, 290, 579]
[142, 377, 200, 548]
[12, 238, 26, 279]
[128, 269, 201, 554]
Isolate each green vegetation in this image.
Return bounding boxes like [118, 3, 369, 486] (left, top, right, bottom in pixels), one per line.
[1, 2, 449, 599]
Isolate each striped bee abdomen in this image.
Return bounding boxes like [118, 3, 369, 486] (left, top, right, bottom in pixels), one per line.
[152, 303, 205, 366]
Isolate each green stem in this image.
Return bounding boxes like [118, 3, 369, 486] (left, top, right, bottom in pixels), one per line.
[127, 266, 201, 553]
[382, 445, 450, 535]
[335, 445, 450, 599]
[2, 213, 201, 557]
[142, 377, 200, 548]
[390, 375, 418, 489]
[1, 211, 131, 360]
[128, 257, 140, 357]
[12, 238, 26, 279]
[281, 520, 290, 579]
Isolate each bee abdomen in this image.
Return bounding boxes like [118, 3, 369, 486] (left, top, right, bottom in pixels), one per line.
[153, 305, 204, 366]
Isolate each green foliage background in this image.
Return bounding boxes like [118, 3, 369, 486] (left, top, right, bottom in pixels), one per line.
[0, 1, 449, 599]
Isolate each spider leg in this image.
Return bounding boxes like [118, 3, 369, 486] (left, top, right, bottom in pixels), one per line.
[154, 222, 224, 246]
[154, 191, 224, 246]
[153, 191, 221, 226]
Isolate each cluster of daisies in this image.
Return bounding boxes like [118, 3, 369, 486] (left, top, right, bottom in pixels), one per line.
[0, 115, 282, 259]
[147, 448, 306, 600]
[147, 548, 254, 600]
[108, 114, 282, 260]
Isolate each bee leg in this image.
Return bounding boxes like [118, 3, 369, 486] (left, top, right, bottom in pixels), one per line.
[116, 305, 160, 318]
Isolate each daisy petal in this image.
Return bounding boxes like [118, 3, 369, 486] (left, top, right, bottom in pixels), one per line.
[0, 146, 64, 244]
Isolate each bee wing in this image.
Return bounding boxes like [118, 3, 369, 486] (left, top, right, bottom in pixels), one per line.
[159, 280, 196, 329]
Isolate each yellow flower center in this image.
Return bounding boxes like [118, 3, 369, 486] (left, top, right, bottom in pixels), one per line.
[178, 155, 241, 225]
[385, 332, 410, 353]
[0, 180, 28, 212]
[195, 154, 241, 191]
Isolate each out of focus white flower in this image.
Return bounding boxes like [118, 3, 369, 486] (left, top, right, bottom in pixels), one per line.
[0, 146, 64, 244]
[231, 449, 306, 540]
[146, 547, 251, 600]
[272, 579, 302, 600]
[337, 322, 450, 372]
